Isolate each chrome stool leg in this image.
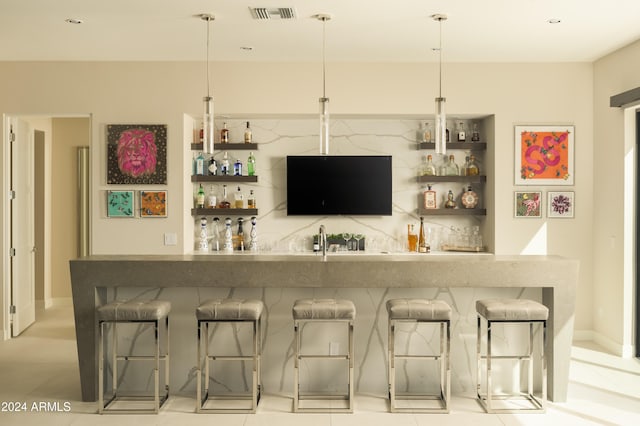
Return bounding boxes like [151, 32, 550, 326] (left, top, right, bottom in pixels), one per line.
[476, 298, 548, 413]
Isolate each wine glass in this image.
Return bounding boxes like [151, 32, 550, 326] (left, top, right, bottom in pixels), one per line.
[342, 233, 352, 251]
[353, 233, 364, 252]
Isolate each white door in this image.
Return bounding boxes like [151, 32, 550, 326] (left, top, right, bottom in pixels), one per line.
[10, 117, 35, 336]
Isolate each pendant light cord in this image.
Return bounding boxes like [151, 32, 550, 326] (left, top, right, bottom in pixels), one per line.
[322, 17, 327, 98]
[206, 17, 212, 97]
[438, 17, 442, 98]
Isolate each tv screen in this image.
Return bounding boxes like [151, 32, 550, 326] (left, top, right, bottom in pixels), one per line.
[286, 155, 392, 216]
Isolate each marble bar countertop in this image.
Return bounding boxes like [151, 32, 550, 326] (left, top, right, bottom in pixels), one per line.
[70, 253, 578, 402]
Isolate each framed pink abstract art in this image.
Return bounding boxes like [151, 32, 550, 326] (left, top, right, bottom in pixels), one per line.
[107, 124, 167, 184]
[515, 125, 574, 185]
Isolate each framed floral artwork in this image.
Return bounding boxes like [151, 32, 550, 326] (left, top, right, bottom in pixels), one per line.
[515, 125, 574, 185]
[107, 190, 135, 218]
[514, 191, 542, 218]
[107, 124, 167, 184]
[548, 191, 574, 218]
[140, 190, 167, 218]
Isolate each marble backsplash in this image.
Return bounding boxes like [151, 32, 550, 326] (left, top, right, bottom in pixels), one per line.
[104, 285, 542, 399]
[190, 117, 489, 254]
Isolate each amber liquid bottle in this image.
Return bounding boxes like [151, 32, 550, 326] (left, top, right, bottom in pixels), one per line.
[418, 217, 429, 253]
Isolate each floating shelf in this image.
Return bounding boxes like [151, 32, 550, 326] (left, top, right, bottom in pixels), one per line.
[417, 175, 487, 184]
[418, 142, 487, 151]
[191, 208, 258, 216]
[418, 208, 486, 216]
[191, 143, 258, 151]
[191, 175, 258, 183]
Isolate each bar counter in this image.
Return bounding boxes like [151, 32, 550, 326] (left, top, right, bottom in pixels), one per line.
[70, 253, 578, 403]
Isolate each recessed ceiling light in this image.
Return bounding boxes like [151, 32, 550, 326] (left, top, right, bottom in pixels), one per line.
[65, 18, 84, 24]
[547, 18, 562, 24]
[240, 46, 254, 52]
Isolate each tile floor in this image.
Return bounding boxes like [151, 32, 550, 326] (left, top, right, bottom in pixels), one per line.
[0, 303, 639, 425]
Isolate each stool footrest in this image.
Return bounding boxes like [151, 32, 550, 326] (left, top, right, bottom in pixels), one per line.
[207, 355, 256, 361]
[394, 354, 441, 360]
[298, 354, 349, 360]
[479, 355, 533, 360]
[115, 355, 168, 361]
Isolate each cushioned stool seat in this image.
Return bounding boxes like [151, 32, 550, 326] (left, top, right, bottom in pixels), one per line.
[387, 298, 451, 413]
[292, 298, 355, 413]
[476, 298, 548, 413]
[196, 299, 264, 413]
[292, 298, 356, 320]
[98, 300, 171, 414]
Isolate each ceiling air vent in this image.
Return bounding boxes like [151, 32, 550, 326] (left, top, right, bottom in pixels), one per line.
[250, 7, 297, 20]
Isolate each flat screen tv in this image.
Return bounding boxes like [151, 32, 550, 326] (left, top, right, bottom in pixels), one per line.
[286, 155, 392, 216]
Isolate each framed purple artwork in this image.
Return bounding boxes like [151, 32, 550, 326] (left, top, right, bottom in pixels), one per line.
[107, 124, 167, 184]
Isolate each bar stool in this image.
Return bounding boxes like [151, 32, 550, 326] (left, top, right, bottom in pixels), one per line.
[196, 298, 263, 413]
[97, 300, 171, 414]
[292, 298, 355, 413]
[476, 298, 548, 413]
[387, 298, 451, 413]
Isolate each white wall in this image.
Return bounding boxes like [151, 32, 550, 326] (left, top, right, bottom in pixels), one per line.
[593, 39, 640, 355]
[0, 60, 594, 334]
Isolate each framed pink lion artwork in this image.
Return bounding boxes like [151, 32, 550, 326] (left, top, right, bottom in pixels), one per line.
[515, 125, 574, 185]
[107, 124, 167, 184]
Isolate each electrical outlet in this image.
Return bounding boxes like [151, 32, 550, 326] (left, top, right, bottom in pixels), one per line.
[164, 233, 177, 246]
[329, 342, 339, 355]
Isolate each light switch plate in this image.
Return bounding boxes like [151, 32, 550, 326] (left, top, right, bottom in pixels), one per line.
[164, 233, 177, 246]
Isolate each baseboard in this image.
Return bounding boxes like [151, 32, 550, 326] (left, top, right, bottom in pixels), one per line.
[573, 329, 635, 358]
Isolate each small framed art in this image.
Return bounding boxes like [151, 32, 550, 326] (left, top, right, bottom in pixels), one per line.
[548, 191, 574, 218]
[515, 125, 574, 185]
[107, 190, 135, 218]
[140, 190, 167, 218]
[514, 191, 542, 218]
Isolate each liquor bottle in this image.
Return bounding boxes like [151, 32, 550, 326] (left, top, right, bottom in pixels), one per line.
[236, 217, 245, 251]
[461, 156, 470, 176]
[244, 121, 252, 144]
[471, 122, 481, 142]
[211, 217, 221, 251]
[446, 121, 450, 143]
[206, 185, 217, 209]
[221, 122, 229, 143]
[457, 121, 466, 142]
[418, 217, 430, 253]
[198, 122, 204, 144]
[423, 122, 432, 143]
[234, 186, 244, 209]
[247, 152, 256, 176]
[195, 152, 205, 175]
[440, 154, 459, 176]
[223, 217, 233, 252]
[197, 217, 209, 252]
[407, 224, 418, 252]
[444, 190, 457, 209]
[249, 217, 258, 251]
[420, 154, 437, 176]
[233, 158, 243, 176]
[461, 185, 479, 209]
[423, 185, 437, 209]
[208, 155, 217, 176]
[196, 184, 205, 209]
[247, 189, 256, 209]
[466, 154, 480, 176]
[220, 151, 230, 175]
[218, 184, 231, 208]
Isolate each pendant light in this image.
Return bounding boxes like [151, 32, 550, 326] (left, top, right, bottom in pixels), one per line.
[201, 14, 215, 154]
[432, 14, 447, 155]
[316, 14, 331, 155]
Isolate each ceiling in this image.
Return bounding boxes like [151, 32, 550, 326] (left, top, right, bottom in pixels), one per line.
[1, 0, 640, 63]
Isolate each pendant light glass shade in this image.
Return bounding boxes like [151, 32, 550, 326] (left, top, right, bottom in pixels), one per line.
[201, 14, 215, 154]
[203, 96, 214, 154]
[319, 96, 330, 155]
[435, 97, 446, 155]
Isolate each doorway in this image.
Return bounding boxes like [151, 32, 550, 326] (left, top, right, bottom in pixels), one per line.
[3, 115, 90, 338]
